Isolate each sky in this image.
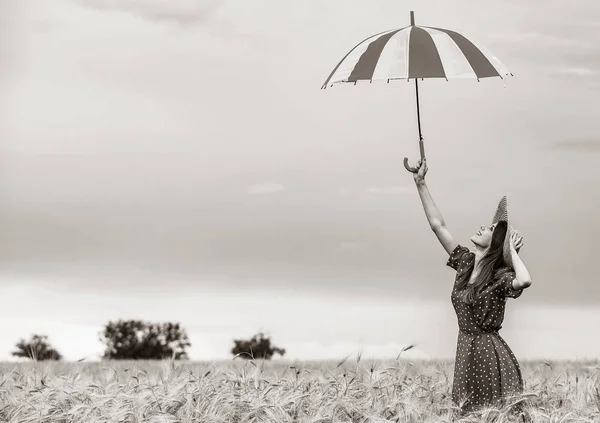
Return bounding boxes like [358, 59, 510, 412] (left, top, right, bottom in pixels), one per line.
[1, 0, 600, 362]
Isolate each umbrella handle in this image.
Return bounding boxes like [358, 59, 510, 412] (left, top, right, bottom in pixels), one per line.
[403, 157, 418, 173]
[404, 138, 426, 173]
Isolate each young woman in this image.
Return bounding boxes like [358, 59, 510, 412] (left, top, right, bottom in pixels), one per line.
[410, 158, 532, 414]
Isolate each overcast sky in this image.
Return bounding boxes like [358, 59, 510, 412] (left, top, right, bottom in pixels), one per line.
[1, 0, 600, 362]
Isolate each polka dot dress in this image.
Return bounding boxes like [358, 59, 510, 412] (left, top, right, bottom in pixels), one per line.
[447, 244, 524, 413]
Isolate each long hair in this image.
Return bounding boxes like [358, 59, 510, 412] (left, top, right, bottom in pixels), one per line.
[456, 220, 512, 304]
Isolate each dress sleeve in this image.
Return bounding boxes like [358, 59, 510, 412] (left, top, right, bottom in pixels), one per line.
[446, 244, 470, 271]
[502, 271, 524, 299]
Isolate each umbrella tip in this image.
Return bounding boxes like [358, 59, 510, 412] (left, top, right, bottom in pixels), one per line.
[410, 11, 415, 26]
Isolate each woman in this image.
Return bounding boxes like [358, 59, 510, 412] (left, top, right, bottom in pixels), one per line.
[410, 158, 532, 414]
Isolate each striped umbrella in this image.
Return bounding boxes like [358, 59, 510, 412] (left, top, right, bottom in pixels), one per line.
[321, 11, 512, 173]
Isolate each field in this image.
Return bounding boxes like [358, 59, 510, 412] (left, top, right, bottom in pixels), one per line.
[1, 357, 599, 422]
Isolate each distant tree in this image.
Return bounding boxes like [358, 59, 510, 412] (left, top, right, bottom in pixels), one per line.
[99, 319, 191, 360]
[231, 332, 286, 360]
[11, 334, 62, 361]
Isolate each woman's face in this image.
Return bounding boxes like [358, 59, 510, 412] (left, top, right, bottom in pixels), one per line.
[470, 223, 496, 248]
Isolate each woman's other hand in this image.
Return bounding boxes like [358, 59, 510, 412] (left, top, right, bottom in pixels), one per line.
[509, 231, 524, 252]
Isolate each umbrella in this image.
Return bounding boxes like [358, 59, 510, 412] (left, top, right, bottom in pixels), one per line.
[321, 11, 512, 173]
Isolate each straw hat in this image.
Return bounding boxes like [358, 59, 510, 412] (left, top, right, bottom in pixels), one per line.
[491, 196, 522, 268]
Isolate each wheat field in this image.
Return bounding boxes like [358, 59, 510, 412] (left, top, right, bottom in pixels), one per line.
[0, 357, 599, 422]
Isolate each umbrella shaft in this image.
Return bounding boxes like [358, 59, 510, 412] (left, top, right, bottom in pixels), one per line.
[414, 79, 425, 160]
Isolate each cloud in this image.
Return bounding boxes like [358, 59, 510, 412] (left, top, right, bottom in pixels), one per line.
[551, 139, 600, 152]
[338, 241, 371, 251]
[0, 2, 25, 85]
[246, 183, 285, 194]
[75, 0, 272, 49]
[366, 186, 410, 195]
[76, 0, 225, 26]
[490, 32, 593, 49]
[553, 67, 599, 78]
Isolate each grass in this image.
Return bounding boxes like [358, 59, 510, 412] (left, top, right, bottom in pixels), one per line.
[1, 356, 600, 422]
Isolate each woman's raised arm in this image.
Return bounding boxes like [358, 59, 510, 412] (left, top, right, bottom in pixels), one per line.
[411, 159, 458, 255]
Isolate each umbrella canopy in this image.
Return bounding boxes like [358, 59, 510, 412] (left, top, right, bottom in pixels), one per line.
[321, 12, 512, 173]
[322, 20, 511, 89]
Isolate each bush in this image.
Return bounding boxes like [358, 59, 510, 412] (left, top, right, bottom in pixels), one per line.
[11, 334, 62, 361]
[99, 319, 191, 360]
[231, 332, 285, 360]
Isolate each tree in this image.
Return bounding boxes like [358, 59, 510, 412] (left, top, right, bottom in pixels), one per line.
[231, 332, 286, 360]
[11, 334, 62, 361]
[99, 319, 191, 360]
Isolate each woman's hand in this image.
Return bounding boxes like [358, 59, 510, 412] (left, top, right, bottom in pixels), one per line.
[412, 158, 428, 184]
[509, 231, 524, 252]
